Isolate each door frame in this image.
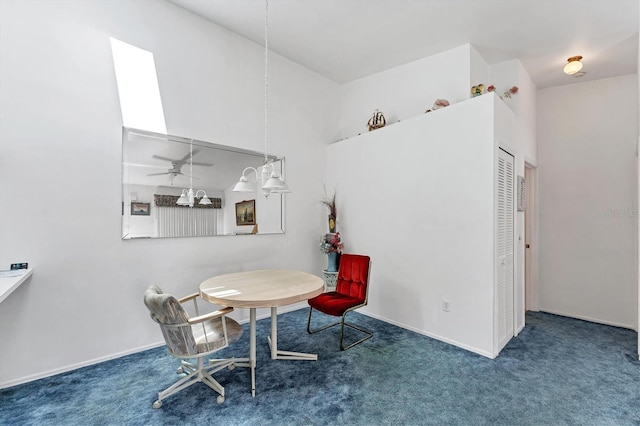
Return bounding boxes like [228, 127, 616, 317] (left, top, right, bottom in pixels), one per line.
[525, 163, 539, 312]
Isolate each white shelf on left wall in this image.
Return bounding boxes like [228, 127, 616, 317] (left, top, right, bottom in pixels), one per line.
[0, 269, 33, 304]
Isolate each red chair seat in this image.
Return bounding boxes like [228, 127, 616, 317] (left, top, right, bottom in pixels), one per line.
[308, 292, 364, 317]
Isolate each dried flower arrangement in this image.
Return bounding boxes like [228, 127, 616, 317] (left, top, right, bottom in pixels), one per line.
[322, 190, 336, 220]
[320, 232, 344, 254]
[322, 187, 337, 233]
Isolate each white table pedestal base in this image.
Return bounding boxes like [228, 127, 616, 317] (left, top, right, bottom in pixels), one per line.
[267, 307, 318, 361]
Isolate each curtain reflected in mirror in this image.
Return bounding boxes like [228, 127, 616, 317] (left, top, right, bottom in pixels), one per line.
[122, 127, 286, 239]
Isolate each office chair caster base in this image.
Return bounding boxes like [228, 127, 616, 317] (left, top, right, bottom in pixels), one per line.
[152, 400, 162, 409]
[216, 395, 224, 404]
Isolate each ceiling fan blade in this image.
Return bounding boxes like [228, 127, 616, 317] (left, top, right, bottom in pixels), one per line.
[146, 172, 170, 176]
[124, 162, 165, 169]
[151, 150, 210, 172]
[178, 149, 199, 163]
[152, 154, 178, 163]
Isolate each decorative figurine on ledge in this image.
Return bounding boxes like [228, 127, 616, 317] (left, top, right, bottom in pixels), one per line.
[471, 84, 485, 97]
[367, 109, 386, 131]
[425, 98, 450, 113]
[487, 84, 519, 100]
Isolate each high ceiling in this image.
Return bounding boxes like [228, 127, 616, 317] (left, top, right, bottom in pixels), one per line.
[169, 0, 638, 89]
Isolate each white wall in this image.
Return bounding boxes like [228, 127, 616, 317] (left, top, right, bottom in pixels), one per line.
[470, 46, 490, 92]
[335, 44, 474, 141]
[328, 95, 498, 357]
[489, 60, 537, 164]
[0, 0, 338, 387]
[537, 74, 638, 329]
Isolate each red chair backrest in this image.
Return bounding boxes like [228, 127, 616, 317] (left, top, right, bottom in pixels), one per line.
[336, 254, 371, 302]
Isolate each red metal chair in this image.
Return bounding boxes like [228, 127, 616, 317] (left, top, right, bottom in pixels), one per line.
[307, 254, 372, 350]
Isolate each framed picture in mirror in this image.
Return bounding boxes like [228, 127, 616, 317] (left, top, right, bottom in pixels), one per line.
[131, 202, 150, 216]
[235, 200, 255, 226]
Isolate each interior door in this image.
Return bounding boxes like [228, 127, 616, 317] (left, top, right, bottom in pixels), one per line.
[497, 148, 515, 352]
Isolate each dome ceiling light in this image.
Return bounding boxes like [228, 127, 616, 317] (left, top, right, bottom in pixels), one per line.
[563, 55, 583, 75]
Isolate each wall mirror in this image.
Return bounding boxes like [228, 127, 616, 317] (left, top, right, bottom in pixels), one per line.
[122, 127, 286, 239]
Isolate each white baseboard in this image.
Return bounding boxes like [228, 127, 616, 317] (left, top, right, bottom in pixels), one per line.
[538, 309, 637, 331]
[0, 341, 166, 389]
[0, 304, 311, 389]
[360, 311, 495, 359]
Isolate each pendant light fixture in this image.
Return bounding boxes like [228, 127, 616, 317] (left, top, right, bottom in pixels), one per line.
[176, 141, 212, 207]
[232, 0, 290, 198]
[563, 55, 583, 75]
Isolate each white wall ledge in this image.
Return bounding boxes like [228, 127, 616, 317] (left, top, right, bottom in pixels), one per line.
[0, 269, 33, 304]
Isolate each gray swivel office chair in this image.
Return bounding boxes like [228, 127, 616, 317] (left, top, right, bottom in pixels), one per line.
[143, 285, 243, 408]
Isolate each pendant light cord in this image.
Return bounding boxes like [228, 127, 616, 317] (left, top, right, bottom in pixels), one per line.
[188, 140, 194, 198]
[264, 0, 269, 166]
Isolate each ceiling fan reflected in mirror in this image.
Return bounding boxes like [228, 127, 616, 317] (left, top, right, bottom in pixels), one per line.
[146, 149, 213, 184]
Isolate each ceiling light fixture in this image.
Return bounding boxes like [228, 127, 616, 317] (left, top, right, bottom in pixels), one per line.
[563, 55, 583, 75]
[176, 141, 212, 207]
[232, 0, 290, 198]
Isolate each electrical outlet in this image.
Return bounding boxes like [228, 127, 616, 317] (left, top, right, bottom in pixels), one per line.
[442, 299, 450, 312]
[10, 262, 28, 270]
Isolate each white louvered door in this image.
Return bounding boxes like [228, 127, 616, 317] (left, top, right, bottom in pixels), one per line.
[497, 148, 515, 352]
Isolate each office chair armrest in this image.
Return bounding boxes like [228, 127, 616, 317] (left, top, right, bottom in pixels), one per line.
[188, 306, 234, 325]
[178, 292, 200, 303]
[179, 292, 207, 316]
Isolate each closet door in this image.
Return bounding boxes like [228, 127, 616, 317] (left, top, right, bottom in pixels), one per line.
[497, 148, 515, 352]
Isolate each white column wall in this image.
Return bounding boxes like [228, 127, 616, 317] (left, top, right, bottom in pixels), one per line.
[0, 0, 338, 387]
[537, 74, 638, 329]
[327, 95, 497, 357]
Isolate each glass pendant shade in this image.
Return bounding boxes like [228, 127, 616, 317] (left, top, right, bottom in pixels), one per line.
[176, 190, 190, 206]
[196, 190, 212, 205]
[232, 176, 255, 192]
[262, 171, 291, 193]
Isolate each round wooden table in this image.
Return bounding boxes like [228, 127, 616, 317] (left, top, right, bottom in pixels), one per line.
[200, 269, 324, 396]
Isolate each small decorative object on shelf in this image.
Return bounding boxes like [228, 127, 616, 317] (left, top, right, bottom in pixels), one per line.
[320, 232, 344, 272]
[367, 109, 386, 131]
[504, 85, 519, 98]
[487, 85, 519, 100]
[471, 84, 485, 97]
[425, 98, 450, 113]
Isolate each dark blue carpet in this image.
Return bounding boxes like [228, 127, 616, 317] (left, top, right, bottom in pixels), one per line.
[1, 310, 639, 425]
